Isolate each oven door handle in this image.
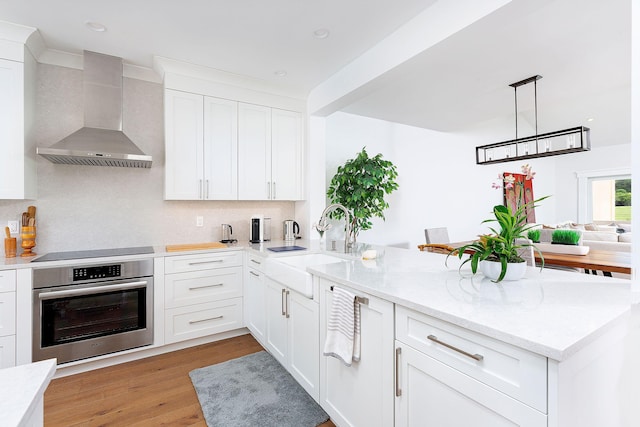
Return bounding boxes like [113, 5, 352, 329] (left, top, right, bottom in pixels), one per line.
[38, 280, 148, 300]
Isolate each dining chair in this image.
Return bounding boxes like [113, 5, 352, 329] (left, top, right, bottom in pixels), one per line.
[424, 227, 450, 244]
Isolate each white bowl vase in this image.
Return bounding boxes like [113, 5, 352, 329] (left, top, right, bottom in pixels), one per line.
[479, 260, 527, 281]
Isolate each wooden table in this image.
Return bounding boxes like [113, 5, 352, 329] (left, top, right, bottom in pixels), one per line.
[444, 241, 632, 276]
[534, 249, 631, 276]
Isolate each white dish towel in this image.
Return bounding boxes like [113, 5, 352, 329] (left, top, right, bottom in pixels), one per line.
[323, 286, 361, 366]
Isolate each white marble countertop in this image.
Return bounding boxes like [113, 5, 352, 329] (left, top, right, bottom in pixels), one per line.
[1, 239, 634, 363]
[0, 358, 56, 426]
[0, 239, 322, 270]
[307, 245, 634, 362]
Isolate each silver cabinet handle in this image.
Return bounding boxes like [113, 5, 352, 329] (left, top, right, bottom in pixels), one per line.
[395, 347, 402, 397]
[188, 283, 223, 290]
[188, 259, 224, 265]
[281, 288, 286, 316]
[285, 289, 290, 318]
[249, 271, 260, 277]
[250, 259, 261, 265]
[205, 179, 210, 199]
[189, 315, 223, 324]
[273, 182, 276, 199]
[267, 181, 271, 199]
[199, 179, 203, 199]
[427, 335, 484, 361]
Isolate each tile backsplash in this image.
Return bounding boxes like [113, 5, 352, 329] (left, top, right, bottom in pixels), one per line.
[0, 63, 294, 254]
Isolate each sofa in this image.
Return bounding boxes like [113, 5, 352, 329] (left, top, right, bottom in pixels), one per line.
[535, 222, 631, 253]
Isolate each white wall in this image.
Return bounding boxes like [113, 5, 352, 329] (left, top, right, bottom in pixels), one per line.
[555, 144, 631, 223]
[324, 112, 629, 250]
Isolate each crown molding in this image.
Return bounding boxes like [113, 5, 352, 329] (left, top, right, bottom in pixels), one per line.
[153, 56, 306, 101]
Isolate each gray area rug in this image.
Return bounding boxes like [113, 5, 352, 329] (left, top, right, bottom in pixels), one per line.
[189, 350, 329, 427]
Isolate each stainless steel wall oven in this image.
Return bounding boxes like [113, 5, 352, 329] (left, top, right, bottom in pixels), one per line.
[32, 258, 153, 364]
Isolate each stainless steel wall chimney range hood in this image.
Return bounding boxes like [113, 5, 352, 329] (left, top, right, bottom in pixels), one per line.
[37, 51, 152, 168]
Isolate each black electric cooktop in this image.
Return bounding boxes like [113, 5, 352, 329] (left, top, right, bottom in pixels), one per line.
[31, 246, 155, 262]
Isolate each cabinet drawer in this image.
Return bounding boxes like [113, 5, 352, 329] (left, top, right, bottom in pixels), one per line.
[396, 306, 547, 413]
[165, 266, 242, 308]
[0, 270, 16, 292]
[0, 291, 16, 337]
[165, 251, 242, 273]
[165, 297, 243, 344]
[246, 253, 267, 273]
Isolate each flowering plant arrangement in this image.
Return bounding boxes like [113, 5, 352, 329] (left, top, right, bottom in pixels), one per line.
[447, 164, 547, 282]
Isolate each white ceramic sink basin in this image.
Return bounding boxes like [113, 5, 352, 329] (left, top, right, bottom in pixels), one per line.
[275, 253, 345, 269]
[266, 253, 347, 298]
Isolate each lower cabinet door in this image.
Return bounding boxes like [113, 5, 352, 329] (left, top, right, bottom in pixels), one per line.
[395, 342, 547, 427]
[245, 267, 267, 345]
[0, 335, 15, 368]
[319, 281, 395, 427]
[287, 289, 319, 402]
[164, 298, 243, 344]
[265, 278, 288, 366]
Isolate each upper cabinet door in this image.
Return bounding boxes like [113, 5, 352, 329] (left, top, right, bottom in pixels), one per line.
[203, 97, 238, 200]
[271, 109, 303, 200]
[238, 103, 271, 200]
[0, 57, 36, 200]
[164, 89, 204, 200]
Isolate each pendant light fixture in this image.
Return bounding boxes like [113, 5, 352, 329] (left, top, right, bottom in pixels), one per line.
[476, 75, 590, 165]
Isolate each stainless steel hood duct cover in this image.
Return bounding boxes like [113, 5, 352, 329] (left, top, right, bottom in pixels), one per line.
[37, 51, 152, 168]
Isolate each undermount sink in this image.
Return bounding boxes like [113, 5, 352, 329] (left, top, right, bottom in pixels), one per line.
[275, 253, 346, 269]
[266, 253, 347, 298]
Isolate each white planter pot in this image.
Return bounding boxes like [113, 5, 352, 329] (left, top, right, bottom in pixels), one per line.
[535, 242, 590, 255]
[479, 260, 527, 282]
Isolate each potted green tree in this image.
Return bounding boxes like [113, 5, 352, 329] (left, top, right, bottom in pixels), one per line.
[447, 197, 548, 282]
[326, 147, 399, 243]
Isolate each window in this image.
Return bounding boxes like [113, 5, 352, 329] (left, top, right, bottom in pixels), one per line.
[590, 177, 631, 222]
[577, 168, 632, 223]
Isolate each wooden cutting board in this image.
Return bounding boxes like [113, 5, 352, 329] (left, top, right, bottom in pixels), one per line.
[165, 242, 228, 252]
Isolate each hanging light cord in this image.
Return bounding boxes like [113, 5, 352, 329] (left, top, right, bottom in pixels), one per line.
[511, 75, 542, 140]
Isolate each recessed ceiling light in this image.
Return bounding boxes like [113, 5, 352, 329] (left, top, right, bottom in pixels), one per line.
[587, 118, 594, 122]
[274, 70, 287, 77]
[85, 21, 107, 32]
[313, 28, 330, 39]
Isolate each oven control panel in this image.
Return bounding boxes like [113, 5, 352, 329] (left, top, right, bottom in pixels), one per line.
[73, 264, 121, 281]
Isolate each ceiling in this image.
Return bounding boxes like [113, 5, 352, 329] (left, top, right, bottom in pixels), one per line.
[0, 0, 631, 147]
[340, 0, 631, 146]
[0, 0, 436, 95]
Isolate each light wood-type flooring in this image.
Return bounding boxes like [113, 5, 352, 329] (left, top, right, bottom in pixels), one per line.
[44, 334, 335, 426]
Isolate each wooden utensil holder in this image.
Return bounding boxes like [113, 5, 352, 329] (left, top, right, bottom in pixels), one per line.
[4, 237, 16, 258]
[20, 226, 36, 257]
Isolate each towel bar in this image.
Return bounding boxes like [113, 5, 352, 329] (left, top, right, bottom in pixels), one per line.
[330, 285, 369, 306]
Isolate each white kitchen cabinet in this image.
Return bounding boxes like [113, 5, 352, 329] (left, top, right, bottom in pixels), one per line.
[264, 276, 320, 401]
[0, 270, 16, 368]
[319, 279, 394, 427]
[395, 306, 547, 427]
[244, 253, 267, 345]
[0, 54, 36, 200]
[270, 108, 303, 200]
[238, 103, 303, 200]
[394, 343, 546, 427]
[164, 89, 238, 200]
[164, 252, 243, 344]
[265, 277, 288, 362]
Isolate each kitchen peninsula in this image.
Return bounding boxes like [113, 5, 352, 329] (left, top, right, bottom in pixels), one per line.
[303, 245, 638, 427]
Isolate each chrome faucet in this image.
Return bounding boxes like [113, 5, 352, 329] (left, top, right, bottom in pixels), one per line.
[317, 203, 353, 253]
